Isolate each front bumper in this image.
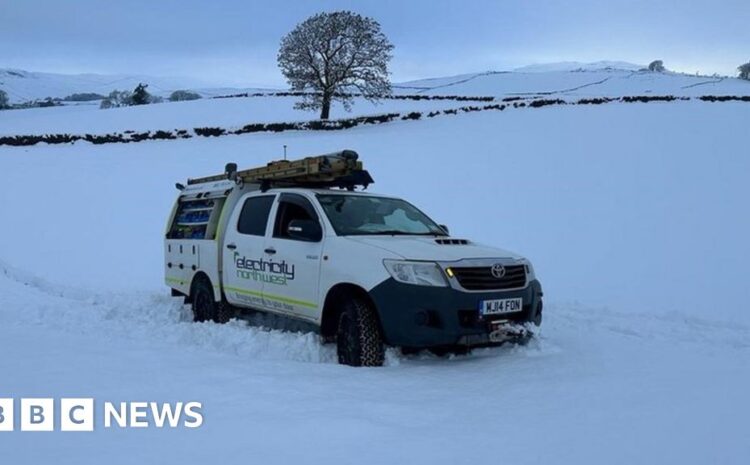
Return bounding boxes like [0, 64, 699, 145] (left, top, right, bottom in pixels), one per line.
[369, 278, 543, 348]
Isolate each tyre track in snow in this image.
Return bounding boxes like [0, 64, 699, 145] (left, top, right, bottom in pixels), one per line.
[0, 258, 341, 365]
[3, 258, 746, 368]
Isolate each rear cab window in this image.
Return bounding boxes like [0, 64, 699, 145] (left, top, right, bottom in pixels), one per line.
[237, 195, 275, 236]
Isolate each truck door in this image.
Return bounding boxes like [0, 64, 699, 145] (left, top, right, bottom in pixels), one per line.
[222, 193, 276, 310]
[262, 193, 324, 320]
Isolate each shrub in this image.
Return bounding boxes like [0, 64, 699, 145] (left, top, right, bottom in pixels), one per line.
[63, 93, 105, 102]
[738, 62, 750, 81]
[100, 90, 133, 109]
[0, 89, 9, 109]
[648, 60, 665, 72]
[169, 90, 202, 102]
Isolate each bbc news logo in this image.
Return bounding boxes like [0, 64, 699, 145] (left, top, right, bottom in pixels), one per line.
[0, 398, 203, 431]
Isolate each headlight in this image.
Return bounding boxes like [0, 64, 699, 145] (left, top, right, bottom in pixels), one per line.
[383, 260, 448, 287]
[521, 259, 536, 280]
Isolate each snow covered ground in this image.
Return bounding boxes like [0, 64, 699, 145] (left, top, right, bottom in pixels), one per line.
[3, 64, 749, 140]
[1, 73, 749, 464]
[0, 94, 471, 136]
[1, 262, 748, 464]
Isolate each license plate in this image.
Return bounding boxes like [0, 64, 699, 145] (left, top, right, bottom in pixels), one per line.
[479, 297, 523, 316]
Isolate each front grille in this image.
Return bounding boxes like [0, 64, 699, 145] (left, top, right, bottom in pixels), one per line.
[451, 265, 526, 291]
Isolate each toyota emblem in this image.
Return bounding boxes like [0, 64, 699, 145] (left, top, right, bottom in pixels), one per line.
[491, 263, 506, 279]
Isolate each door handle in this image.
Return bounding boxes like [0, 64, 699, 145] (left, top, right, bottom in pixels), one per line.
[226, 243, 237, 250]
[264, 247, 277, 255]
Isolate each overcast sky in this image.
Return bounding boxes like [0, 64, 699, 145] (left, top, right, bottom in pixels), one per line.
[1, 0, 747, 86]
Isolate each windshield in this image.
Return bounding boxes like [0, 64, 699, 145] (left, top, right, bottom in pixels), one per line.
[317, 194, 447, 236]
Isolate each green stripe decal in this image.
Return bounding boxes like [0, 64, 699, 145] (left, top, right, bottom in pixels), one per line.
[165, 277, 183, 285]
[223, 286, 316, 309]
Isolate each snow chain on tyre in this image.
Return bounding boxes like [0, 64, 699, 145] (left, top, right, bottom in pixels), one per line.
[214, 300, 234, 324]
[337, 297, 385, 367]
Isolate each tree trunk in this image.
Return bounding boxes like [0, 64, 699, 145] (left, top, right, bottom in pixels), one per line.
[320, 91, 332, 120]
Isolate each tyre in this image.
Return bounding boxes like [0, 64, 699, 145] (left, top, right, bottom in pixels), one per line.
[531, 300, 543, 326]
[191, 278, 233, 323]
[214, 300, 234, 324]
[336, 296, 384, 367]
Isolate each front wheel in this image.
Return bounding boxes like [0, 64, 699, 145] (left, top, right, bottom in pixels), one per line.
[336, 296, 385, 367]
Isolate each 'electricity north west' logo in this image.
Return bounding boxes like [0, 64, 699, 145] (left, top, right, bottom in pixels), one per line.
[234, 252, 295, 285]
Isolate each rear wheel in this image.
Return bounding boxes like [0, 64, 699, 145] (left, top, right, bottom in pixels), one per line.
[192, 278, 233, 323]
[336, 296, 384, 367]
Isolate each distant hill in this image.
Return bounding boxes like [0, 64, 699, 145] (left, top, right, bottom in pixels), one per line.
[394, 64, 749, 98]
[3, 61, 749, 104]
[0, 69, 255, 103]
[513, 60, 644, 73]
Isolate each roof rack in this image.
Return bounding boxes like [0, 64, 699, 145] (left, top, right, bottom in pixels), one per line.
[186, 149, 374, 191]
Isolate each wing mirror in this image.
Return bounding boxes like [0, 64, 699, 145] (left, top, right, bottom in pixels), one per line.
[439, 224, 450, 235]
[287, 219, 323, 242]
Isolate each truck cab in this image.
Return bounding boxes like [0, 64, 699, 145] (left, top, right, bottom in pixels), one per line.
[165, 151, 543, 366]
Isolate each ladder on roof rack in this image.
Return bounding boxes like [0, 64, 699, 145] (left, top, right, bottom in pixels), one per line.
[186, 149, 374, 191]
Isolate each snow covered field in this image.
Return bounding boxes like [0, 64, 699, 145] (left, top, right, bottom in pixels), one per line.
[0, 94, 472, 136]
[1, 74, 749, 464]
[3, 65, 749, 138]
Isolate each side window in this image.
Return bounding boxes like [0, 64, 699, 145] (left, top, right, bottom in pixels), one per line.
[237, 195, 275, 236]
[274, 195, 318, 239]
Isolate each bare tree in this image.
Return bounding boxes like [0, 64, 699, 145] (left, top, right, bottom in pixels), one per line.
[131, 83, 151, 105]
[648, 60, 665, 72]
[739, 62, 750, 80]
[278, 11, 394, 119]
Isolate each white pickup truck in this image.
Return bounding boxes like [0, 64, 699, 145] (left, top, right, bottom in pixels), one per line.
[165, 151, 543, 366]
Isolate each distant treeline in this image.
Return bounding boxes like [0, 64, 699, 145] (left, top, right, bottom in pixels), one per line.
[1, 94, 748, 147]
